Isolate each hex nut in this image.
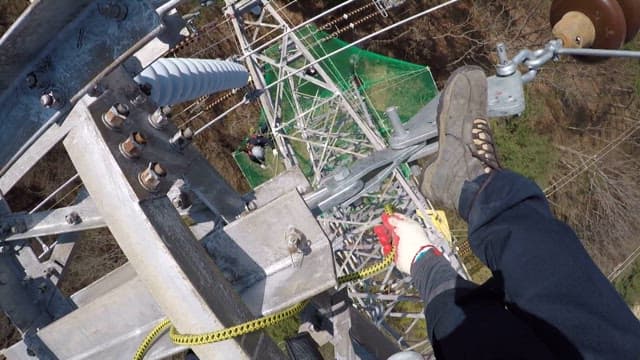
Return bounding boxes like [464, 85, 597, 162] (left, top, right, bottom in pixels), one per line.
[148, 106, 171, 130]
[169, 128, 194, 151]
[119, 132, 147, 159]
[102, 103, 129, 130]
[172, 191, 192, 210]
[138, 162, 167, 192]
[65, 212, 82, 225]
[40, 94, 55, 108]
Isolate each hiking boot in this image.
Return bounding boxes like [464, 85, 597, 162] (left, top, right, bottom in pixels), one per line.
[421, 66, 501, 213]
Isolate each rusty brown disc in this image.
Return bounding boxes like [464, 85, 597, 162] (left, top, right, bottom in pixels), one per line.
[550, 0, 627, 49]
[618, 0, 640, 42]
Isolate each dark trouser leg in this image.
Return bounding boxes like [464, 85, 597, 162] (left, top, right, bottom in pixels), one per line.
[413, 252, 553, 359]
[460, 170, 640, 359]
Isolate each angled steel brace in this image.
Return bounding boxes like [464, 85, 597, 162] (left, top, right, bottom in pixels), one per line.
[62, 94, 282, 359]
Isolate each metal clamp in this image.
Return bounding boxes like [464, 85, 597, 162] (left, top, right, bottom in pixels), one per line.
[304, 144, 424, 213]
[496, 39, 640, 84]
[495, 40, 562, 83]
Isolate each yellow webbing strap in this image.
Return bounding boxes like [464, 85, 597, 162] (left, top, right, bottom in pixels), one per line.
[134, 249, 396, 359]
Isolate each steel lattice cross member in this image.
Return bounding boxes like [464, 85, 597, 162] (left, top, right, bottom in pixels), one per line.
[0, 0, 339, 358]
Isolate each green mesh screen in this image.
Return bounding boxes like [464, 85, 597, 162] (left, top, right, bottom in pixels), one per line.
[234, 25, 438, 188]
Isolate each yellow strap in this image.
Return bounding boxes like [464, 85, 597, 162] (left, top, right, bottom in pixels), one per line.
[417, 209, 452, 243]
[134, 209, 450, 358]
[134, 249, 396, 359]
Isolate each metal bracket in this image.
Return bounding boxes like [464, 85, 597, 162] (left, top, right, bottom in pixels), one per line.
[304, 145, 422, 213]
[304, 65, 527, 214]
[204, 190, 336, 315]
[0, 197, 103, 242]
[300, 289, 401, 360]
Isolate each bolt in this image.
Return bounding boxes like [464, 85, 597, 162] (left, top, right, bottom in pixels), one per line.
[119, 132, 147, 159]
[386, 106, 407, 137]
[102, 103, 129, 130]
[497, 43, 509, 65]
[25, 73, 37, 88]
[116, 103, 130, 116]
[287, 227, 302, 252]
[286, 226, 311, 254]
[98, 3, 128, 20]
[40, 88, 63, 109]
[172, 191, 191, 210]
[65, 212, 82, 225]
[44, 266, 56, 276]
[245, 200, 258, 211]
[169, 128, 194, 152]
[131, 93, 147, 106]
[138, 162, 167, 192]
[286, 226, 311, 267]
[128, 82, 149, 106]
[88, 83, 104, 97]
[40, 94, 53, 107]
[10, 222, 26, 234]
[139, 83, 152, 96]
[148, 106, 171, 130]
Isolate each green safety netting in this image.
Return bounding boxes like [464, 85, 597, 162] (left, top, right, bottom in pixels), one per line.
[234, 25, 438, 188]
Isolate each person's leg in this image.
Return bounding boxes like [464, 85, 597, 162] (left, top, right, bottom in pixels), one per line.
[415, 66, 554, 358]
[411, 252, 553, 359]
[460, 170, 640, 359]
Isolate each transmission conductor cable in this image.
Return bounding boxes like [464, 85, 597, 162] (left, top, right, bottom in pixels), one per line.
[194, 0, 460, 136]
[237, 0, 359, 60]
[261, 0, 460, 92]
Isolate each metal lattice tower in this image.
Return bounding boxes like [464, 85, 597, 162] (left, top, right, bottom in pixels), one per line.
[0, 0, 492, 358]
[223, 0, 467, 354]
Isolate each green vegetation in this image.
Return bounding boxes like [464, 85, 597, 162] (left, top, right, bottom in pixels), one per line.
[492, 94, 557, 187]
[264, 315, 301, 353]
[387, 301, 427, 340]
[614, 259, 640, 307]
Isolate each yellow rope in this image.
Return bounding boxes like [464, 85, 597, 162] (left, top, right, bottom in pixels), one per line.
[132, 319, 171, 360]
[337, 248, 395, 284]
[133, 249, 395, 359]
[170, 301, 308, 346]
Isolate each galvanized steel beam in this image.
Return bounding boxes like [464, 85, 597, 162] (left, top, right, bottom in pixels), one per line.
[62, 94, 281, 359]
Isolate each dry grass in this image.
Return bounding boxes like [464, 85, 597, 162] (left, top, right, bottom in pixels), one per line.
[58, 229, 127, 296]
[0, 0, 28, 35]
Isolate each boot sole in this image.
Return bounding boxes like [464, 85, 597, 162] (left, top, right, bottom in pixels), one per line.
[421, 66, 488, 207]
[433, 66, 488, 171]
